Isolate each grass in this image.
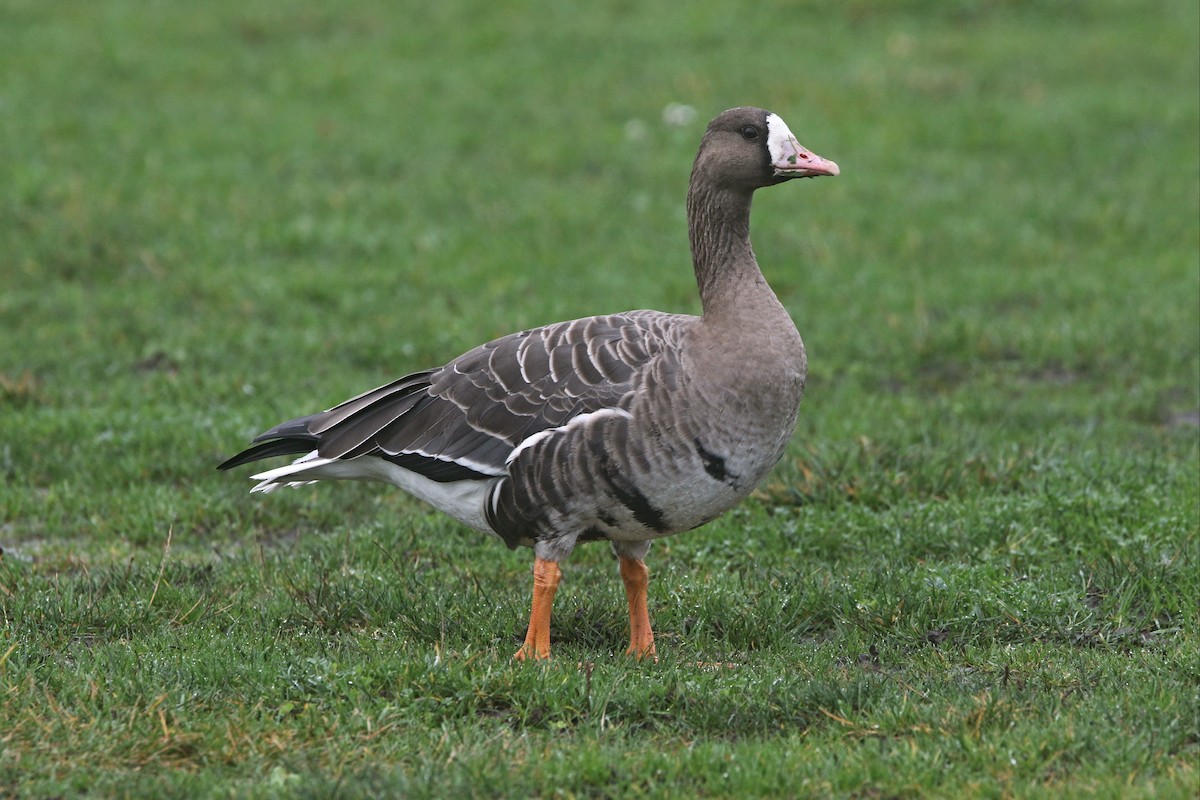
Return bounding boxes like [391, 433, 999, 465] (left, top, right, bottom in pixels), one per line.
[1, 0, 1197, 796]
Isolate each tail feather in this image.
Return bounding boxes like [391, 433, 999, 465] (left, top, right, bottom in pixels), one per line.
[248, 452, 332, 492]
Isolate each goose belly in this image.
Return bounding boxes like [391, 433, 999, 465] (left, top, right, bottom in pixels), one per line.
[491, 374, 803, 549]
[608, 412, 796, 538]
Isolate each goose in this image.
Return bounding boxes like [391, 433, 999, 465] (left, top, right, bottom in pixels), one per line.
[219, 106, 839, 661]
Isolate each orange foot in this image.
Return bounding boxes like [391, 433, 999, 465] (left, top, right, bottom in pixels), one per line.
[512, 557, 560, 661]
[619, 556, 658, 662]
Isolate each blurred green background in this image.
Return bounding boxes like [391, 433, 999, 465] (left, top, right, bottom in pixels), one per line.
[1, 1, 1197, 796]
[3, 0, 1195, 540]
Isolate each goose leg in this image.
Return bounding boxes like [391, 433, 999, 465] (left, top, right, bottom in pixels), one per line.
[513, 557, 561, 661]
[619, 556, 657, 661]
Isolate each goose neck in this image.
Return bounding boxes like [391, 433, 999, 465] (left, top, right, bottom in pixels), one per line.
[687, 181, 761, 318]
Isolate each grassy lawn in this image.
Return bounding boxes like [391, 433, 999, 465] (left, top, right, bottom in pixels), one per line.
[2, 0, 1197, 796]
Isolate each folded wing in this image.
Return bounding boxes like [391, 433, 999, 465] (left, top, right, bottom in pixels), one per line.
[221, 310, 688, 484]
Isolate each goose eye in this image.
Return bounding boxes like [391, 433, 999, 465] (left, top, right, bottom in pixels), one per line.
[740, 125, 759, 141]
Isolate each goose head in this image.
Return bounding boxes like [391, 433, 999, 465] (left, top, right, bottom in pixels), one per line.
[692, 107, 839, 192]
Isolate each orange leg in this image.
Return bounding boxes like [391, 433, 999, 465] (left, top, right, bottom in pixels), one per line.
[619, 556, 657, 661]
[513, 557, 561, 661]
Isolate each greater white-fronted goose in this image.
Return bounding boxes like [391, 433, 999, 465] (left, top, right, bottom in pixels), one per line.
[219, 107, 839, 660]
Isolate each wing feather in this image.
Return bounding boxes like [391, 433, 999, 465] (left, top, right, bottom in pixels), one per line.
[223, 310, 693, 484]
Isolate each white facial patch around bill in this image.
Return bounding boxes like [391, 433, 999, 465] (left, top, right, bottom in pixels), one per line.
[765, 113, 799, 166]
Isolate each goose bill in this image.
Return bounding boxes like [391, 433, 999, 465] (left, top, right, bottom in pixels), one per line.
[772, 140, 839, 178]
[765, 112, 839, 178]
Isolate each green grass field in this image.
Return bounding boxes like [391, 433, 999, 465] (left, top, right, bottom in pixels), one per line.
[2, 1, 1197, 797]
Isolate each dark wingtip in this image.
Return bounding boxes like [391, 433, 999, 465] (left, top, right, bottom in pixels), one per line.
[217, 437, 316, 471]
[252, 415, 320, 443]
[217, 413, 323, 471]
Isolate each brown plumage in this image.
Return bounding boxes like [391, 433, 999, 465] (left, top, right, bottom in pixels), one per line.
[219, 107, 839, 660]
